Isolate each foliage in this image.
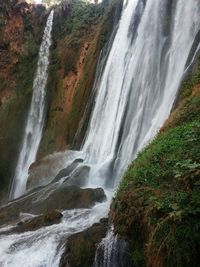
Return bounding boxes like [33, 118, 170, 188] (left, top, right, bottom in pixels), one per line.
[52, 0, 104, 41]
[112, 61, 200, 267]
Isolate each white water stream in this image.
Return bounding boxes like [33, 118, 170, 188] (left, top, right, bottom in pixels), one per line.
[1, 0, 200, 266]
[10, 11, 54, 200]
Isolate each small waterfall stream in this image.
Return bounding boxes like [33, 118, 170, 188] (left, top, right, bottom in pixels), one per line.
[93, 229, 133, 267]
[0, 0, 200, 266]
[10, 10, 54, 200]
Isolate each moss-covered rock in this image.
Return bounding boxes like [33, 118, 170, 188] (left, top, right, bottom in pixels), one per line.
[111, 59, 200, 267]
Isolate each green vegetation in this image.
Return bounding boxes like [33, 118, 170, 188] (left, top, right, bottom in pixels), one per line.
[63, 1, 102, 35]
[13, 55, 38, 96]
[111, 62, 200, 267]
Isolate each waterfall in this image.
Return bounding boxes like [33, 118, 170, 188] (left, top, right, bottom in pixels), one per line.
[82, 0, 200, 188]
[10, 10, 54, 200]
[0, 0, 200, 266]
[93, 230, 133, 267]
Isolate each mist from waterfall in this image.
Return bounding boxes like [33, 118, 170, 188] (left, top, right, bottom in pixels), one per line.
[10, 10, 54, 200]
[1, 0, 200, 266]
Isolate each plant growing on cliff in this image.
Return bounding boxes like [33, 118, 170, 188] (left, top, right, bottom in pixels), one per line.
[111, 62, 200, 267]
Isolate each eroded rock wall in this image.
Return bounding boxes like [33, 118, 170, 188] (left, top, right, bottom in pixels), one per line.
[0, 0, 46, 202]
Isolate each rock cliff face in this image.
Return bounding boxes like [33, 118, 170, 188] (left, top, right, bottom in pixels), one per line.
[0, 0, 46, 203]
[38, 0, 123, 157]
[0, 0, 46, 100]
[0, 0, 123, 203]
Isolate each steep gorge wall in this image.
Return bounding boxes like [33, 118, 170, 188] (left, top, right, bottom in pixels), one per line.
[38, 0, 123, 158]
[0, 0, 123, 202]
[0, 0, 46, 201]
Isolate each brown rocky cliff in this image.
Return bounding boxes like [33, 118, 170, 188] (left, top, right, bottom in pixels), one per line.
[62, 42, 90, 115]
[0, 0, 123, 203]
[0, 1, 25, 101]
[0, 0, 46, 203]
[38, 0, 123, 158]
[0, 0, 46, 101]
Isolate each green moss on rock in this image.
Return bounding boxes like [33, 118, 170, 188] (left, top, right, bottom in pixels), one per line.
[111, 60, 200, 267]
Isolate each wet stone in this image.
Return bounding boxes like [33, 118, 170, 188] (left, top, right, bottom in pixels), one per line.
[0, 184, 106, 226]
[59, 218, 109, 267]
[0, 210, 63, 235]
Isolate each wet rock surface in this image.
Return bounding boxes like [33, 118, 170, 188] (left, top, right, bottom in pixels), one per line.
[0, 210, 63, 235]
[0, 0, 46, 203]
[26, 151, 79, 191]
[57, 165, 90, 187]
[60, 218, 109, 267]
[54, 158, 84, 182]
[26, 153, 85, 192]
[0, 184, 106, 226]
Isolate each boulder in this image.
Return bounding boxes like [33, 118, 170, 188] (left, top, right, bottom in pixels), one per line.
[59, 218, 109, 267]
[54, 158, 84, 182]
[0, 210, 63, 235]
[59, 165, 90, 187]
[26, 151, 84, 191]
[26, 152, 69, 191]
[0, 183, 106, 226]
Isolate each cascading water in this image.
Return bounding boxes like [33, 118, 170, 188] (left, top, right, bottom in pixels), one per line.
[94, 229, 133, 267]
[10, 10, 54, 200]
[1, 0, 200, 266]
[83, 0, 200, 188]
